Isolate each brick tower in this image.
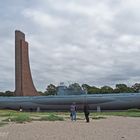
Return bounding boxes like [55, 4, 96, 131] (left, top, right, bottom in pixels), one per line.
[15, 30, 39, 96]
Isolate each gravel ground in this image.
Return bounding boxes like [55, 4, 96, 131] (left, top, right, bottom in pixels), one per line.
[0, 116, 140, 140]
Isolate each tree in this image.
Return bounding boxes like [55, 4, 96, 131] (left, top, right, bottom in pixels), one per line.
[45, 84, 57, 96]
[82, 84, 101, 94]
[5, 91, 14, 96]
[69, 83, 82, 91]
[82, 84, 90, 89]
[114, 84, 134, 93]
[100, 86, 113, 93]
[38, 91, 45, 96]
[0, 91, 14, 96]
[132, 83, 140, 92]
[88, 86, 101, 94]
[0, 92, 4, 96]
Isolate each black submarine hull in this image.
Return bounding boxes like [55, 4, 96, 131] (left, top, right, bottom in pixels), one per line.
[0, 93, 140, 111]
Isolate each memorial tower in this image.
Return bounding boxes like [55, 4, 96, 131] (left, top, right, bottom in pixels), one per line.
[15, 30, 39, 96]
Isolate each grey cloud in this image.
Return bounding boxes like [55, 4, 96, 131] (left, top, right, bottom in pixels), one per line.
[1, 0, 140, 91]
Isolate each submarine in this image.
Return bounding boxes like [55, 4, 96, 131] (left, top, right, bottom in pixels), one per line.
[0, 84, 140, 111]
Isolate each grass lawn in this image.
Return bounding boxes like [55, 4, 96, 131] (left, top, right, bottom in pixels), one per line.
[0, 109, 140, 126]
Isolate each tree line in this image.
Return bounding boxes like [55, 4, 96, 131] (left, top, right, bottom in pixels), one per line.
[43, 83, 140, 96]
[0, 91, 14, 96]
[1, 83, 140, 96]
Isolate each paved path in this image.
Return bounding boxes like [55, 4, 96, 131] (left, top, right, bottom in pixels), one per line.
[0, 116, 140, 140]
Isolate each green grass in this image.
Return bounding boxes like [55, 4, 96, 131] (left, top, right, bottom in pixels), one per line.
[3, 113, 31, 123]
[12, 113, 31, 123]
[0, 110, 19, 118]
[92, 110, 140, 117]
[0, 113, 11, 117]
[127, 109, 140, 112]
[39, 114, 64, 121]
[0, 122, 8, 127]
[0, 109, 140, 124]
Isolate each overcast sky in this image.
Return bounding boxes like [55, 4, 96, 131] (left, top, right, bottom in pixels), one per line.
[0, 0, 140, 91]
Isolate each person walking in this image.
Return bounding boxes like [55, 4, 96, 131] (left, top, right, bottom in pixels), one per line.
[84, 104, 90, 123]
[70, 102, 77, 121]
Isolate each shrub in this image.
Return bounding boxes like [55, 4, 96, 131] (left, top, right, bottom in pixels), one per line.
[127, 109, 140, 112]
[11, 113, 31, 123]
[40, 114, 64, 121]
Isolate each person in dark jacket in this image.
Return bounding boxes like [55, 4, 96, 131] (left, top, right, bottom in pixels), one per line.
[84, 104, 90, 122]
